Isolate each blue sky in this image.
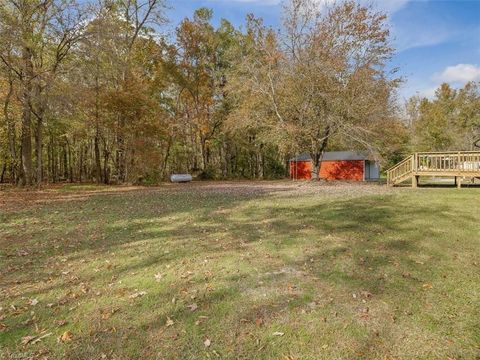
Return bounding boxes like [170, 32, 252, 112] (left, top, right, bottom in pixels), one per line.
[167, 0, 480, 100]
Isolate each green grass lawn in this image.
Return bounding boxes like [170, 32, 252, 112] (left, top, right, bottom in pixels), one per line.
[1, 182, 479, 359]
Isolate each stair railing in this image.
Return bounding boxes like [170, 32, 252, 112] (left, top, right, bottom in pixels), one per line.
[386, 155, 414, 186]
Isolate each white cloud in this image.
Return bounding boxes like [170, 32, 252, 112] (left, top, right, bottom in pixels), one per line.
[404, 64, 480, 100]
[433, 64, 480, 84]
[418, 86, 437, 99]
[393, 26, 453, 52]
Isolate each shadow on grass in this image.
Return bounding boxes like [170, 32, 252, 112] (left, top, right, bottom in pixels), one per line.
[65, 193, 473, 358]
[1, 186, 478, 359]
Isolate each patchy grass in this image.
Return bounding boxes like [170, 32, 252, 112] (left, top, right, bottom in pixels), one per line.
[0, 182, 479, 359]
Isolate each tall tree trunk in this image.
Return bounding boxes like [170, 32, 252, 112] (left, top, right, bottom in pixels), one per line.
[20, 47, 34, 186]
[311, 125, 331, 180]
[82, 145, 88, 181]
[161, 136, 172, 181]
[66, 139, 73, 182]
[19, 10, 35, 186]
[4, 76, 18, 183]
[47, 140, 51, 182]
[78, 144, 83, 182]
[52, 139, 58, 182]
[33, 81, 47, 186]
[35, 118, 43, 186]
[116, 118, 126, 183]
[94, 126, 102, 183]
[20, 108, 33, 186]
[200, 136, 208, 171]
[64, 144, 69, 180]
[103, 139, 110, 184]
[0, 159, 6, 183]
[94, 73, 102, 183]
[257, 144, 264, 179]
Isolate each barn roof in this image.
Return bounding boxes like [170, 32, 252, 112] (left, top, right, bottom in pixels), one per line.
[291, 151, 374, 162]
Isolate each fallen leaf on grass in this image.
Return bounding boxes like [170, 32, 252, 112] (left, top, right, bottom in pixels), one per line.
[22, 318, 34, 326]
[187, 303, 198, 312]
[181, 271, 194, 279]
[101, 308, 120, 320]
[21, 333, 52, 345]
[29, 298, 39, 306]
[165, 317, 174, 327]
[80, 283, 89, 294]
[360, 291, 372, 299]
[204, 338, 211, 347]
[32, 333, 52, 344]
[422, 283, 433, 290]
[195, 316, 208, 326]
[129, 291, 147, 299]
[60, 331, 73, 342]
[102, 327, 117, 333]
[272, 332, 285, 337]
[154, 273, 163, 282]
[55, 320, 68, 327]
[21, 335, 36, 345]
[17, 250, 29, 257]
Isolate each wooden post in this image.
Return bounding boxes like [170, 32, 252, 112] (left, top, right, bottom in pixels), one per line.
[412, 175, 418, 188]
[412, 154, 418, 189]
[457, 177, 462, 189]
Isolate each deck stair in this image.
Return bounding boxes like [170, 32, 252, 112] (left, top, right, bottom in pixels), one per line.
[387, 151, 480, 187]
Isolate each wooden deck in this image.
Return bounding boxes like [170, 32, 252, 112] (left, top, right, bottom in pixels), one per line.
[387, 151, 480, 188]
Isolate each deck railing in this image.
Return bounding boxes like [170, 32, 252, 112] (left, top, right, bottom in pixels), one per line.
[416, 151, 480, 173]
[387, 151, 480, 186]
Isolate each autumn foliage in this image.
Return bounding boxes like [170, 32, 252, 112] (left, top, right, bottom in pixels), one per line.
[1, 0, 477, 186]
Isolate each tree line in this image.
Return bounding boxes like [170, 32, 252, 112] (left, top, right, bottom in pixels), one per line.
[1, 0, 479, 186]
[407, 82, 480, 153]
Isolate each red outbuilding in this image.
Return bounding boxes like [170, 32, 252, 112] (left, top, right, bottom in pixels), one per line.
[290, 151, 380, 181]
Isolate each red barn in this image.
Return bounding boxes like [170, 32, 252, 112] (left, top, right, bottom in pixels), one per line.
[290, 151, 380, 181]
